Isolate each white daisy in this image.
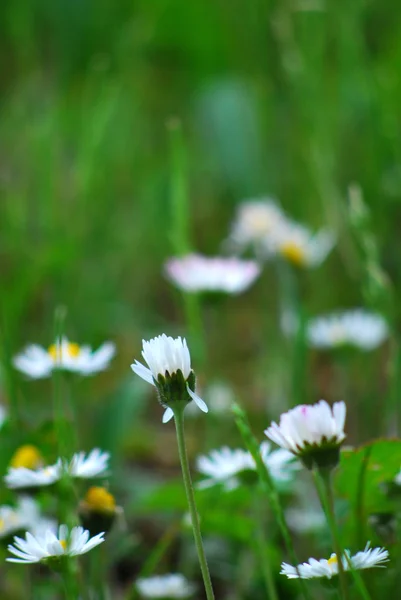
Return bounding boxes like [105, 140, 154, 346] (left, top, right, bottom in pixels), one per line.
[136, 574, 195, 598]
[4, 463, 63, 489]
[0, 497, 58, 539]
[131, 334, 208, 423]
[196, 442, 298, 490]
[165, 254, 261, 294]
[13, 337, 115, 379]
[269, 221, 334, 268]
[7, 524, 105, 564]
[68, 449, 110, 479]
[265, 400, 346, 469]
[306, 310, 388, 350]
[226, 198, 287, 255]
[281, 543, 389, 579]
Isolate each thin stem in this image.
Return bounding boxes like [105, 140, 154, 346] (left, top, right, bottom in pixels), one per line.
[61, 559, 79, 600]
[173, 408, 215, 600]
[232, 404, 312, 600]
[313, 469, 349, 600]
[253, 491, 279, 600]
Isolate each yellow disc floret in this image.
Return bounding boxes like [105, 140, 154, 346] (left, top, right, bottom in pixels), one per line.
[48, 342, 81, 361]
[10, 445, 43, 470]
[84, 487, 116, 513]
[60, 539, 68, 551]
[280, 242, 306, 267]
[327, 554, 338, 568]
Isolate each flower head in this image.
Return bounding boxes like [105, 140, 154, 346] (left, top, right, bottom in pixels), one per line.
[265, 400, 346, 469]
[7, 525, 105, 564]
[281, 543, 389, 580]
[5, 463, 63, 490]
[79, 487, 118, 535]
[306, 310, 388, 350]
[165, 254, 261, 294]
[13, 337, 115, 379]
[10, 445, 43, 470]
[68, 449, 110, 479]
[270, 222, 334, 268]
[136, 574, 195, 598]
[196, 442, 299, 490]
[131, 334, 208, 422]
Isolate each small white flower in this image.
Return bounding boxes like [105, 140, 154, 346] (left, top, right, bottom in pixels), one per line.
[270, 221, 335, 268]
[281, 543, 389, 580]
[136, 574, 195, 598]
[226, 198, 287, 255]
[196, 442, 298, 490]
[68, 449, 110, 479]
[131, 334, 208, 423]
[5, 463, 63, 489]
[306, 310, 388, 350]
[13, 337, 115, 379]
[7, 524, 105, 564]
[0, 497, 58, 539]
[265, 400, 346, 469]
[165, 254, 261, 294]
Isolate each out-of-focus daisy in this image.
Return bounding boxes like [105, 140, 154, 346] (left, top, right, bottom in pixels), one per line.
[131, 334, 208, 423]
[79, 486, 119, 535]
[10, 445, 44, 470]
[226, 198, 287, 255]
[13, 337, 115, 379]
[0, 497, 57, 539]
[136, 574, 195, 598]
[196, 442, 299, 490]
[265, 400, 346, 469]
[305, 310, 388, 350]
[281, 543, 389, 579]
[7, 524, 105, 564]
[285, 507, 326, 533]
[165, 254, 261, 294]
[270, 222, 335, 268]
[5, 448, 109, 490]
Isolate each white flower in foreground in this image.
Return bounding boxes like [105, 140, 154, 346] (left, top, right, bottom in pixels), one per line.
[4, 449, 109, 490]
[196, 442, 298, 490]
[7, 525, 105, 564]
[281, 543, 389, 579]
[226, 198, 287, 255]
[136, 574, 195, 598]
[13, 337, 115, 379]
[265, 400, 346, 469]
[131, 334, 208, 423]
[306, 310, 388, 351]
[270, 221, 335, 268]
[165, 254, 261, 294]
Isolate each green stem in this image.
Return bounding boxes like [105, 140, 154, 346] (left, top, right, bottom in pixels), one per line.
[173, 408, 215, 600]
[52, 306, 69, 458]
[253, 491, 279, 600]
[232, 404, 312, 600]
[313, 469, 349, 600]
[61, 559, 79, 600]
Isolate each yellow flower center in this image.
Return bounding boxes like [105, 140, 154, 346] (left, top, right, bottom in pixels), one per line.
[48, 342, 81, 361]
[328, 554, 338, 567]
[84, 487, 116, 513]
[280, 242, 306, 267]
[60, 539, 68, 551]
[10, 445, 43, 470]
[0, 518, 4, 531]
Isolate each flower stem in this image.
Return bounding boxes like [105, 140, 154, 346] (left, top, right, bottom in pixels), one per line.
[173, 407, 215, 600]
[313, 469, 349, 600]
[253, 491, 279, 600]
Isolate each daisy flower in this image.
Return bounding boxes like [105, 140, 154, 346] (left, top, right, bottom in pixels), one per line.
[165, 254, 261, 294]
[270, 221, 335, 268]
[80, 487, 119, 535]
[265, 400, 346, 469]
[7, 525, 105, 564]
[226, 197, 287, 255]
[306, 309, 388, 350]
[67, 449, 110, 479]
[13, 337, 115, 379]
[196, 442, 298, 490]
[136, 574, 195, 598]
[281, 543, 389, 579]
[5, 463, 63, 490]
[131, 334, 208, 423]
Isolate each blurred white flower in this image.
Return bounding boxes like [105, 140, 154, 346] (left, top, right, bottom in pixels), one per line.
[196, 442, 298, 490]
[5, 463, 62, 490]
[13, 337, 115, 379]
[68, 449, 110, 479]
[265, 400, 346, 469]
[306, 310, 388, 350]
[165, 254, 261, 294]
[226, 198, 286, 255]
[285, 507, 326, 533]
[7, 525, 105, 564]
[136, 574, 195, 598]
[131, 334, 208, 423]
[270, 222, 335, 268]
[281, 543, 389, 579]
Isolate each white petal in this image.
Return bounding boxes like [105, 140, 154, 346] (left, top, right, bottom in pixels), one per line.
[131, 362, 155, 385]
[187, 386, 208, 413]
[162, 408, 174, 423]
